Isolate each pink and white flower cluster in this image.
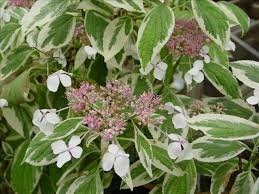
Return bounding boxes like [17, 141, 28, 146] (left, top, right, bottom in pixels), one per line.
[8, 0, 33, 8]
[66, 80, 163, 141]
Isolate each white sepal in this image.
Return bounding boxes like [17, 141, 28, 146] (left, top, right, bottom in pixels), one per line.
[84, 46, 97, 60]
[171, 72, 185, 91]
[0, 99, 8, 108]
[47, 70, 72, 92]
[246, 88, 259, 105]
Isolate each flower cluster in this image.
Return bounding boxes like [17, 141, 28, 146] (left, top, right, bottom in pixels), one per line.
[66, 81, 163, 140]
[167, 19, 208, 58]
[8, 0, 33, 8]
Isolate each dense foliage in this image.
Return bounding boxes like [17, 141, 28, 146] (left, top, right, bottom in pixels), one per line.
[0, 0, 258, 193]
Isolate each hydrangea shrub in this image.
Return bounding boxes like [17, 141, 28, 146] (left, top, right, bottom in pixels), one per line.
[0, 0, 258, 193]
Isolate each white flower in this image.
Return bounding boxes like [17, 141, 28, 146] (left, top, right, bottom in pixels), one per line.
[184, 60, 204, 85]
[0, 99, 8, 108]
[225, 40, 236, 52]
[172, 107, 188, 129]
[167, 134, 193, 161]
[0, 9, 10, 22]
[84, 46, 97, 60]
[51, 136, 83, 168]
[246, 88, 259, 105]
[102, 144, 130, 177]
[139, 56, 168, 81]
[53, 49, 67, 67]
[171, 72, 185, 91]
[199, 45, 210, 64]
[164, 102, 175, 114]
[47, 70, 72, 92]
[32, 109, 60, 135]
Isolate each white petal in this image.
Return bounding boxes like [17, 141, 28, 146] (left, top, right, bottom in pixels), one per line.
[114, 155, 130, 177]
[59, 73, 72, 88]
[174, 106, 183, 113]
[0, 99, 8, 108]
[70, 146, 83, 159]
[45, 112, 60, 124]
[176, 143, 193, 162]
[168, 133, 184, 142]
[164, 102, 175, 114]
[193, 60, 204, 71]
[47, 74, 60, 92]
[56, 151, 71, 168]
[225, 40, 236, 51]
[253, 88, 259, 98]
[154, 62, 167, 80]
[152, 55, 161, 65]
[172, 113, 187, 129]
[246, 96, 259, 105]
[171, 74, 185, 91]
[68, 135, 81, 148]
[184, 72, 193, 85]
[32, 109, 43, 127]
[3, 12, 10, 22]
[102, 152, 116, 171]
[84, 46, 97, 59]
[167, 142, 182, 160]
[200, 45, 209, 56]
[108, 144, 119, 154]
[39, 122, 54, 136]
[51, 140, 68, 154]
[193, 71, 204, 83]
[204, 55, 211, 64]
[139, 63, 153, 75]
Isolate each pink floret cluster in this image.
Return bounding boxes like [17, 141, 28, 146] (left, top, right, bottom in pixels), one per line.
[167, 19, 208, 57]
[8, 0, 33, 8]
[66, 81, 163, 141]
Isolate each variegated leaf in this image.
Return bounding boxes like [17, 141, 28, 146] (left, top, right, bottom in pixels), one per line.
[0, 23, 21, 52]
[252, 178, 259, 194]
[37, 14, 76, 52]
[203, 62, 241, 98]
[162, 160, 197, 194]
[230, 60, 259, 89]
[84, 11, 110, 54]
[78, 0, 113, 16]
[21, 0, 70, 33]
[133, 122, 153, 177]
[210, 162, 238, 194]
[192, 137, 246, 162]
[231, 171, 254, 194]
[103, 16, 133, 61]
[218, 1, 250, 34]
[192, 0, 230, 48]
[188, 114, 259, 140]
[104, 0, 145, 12]
[121, 161, 163, 189]
[137, 4, 175, 68]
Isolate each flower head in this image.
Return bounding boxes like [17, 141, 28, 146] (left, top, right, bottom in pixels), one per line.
[0, 99, 8, 108]
[83, 110, 103, 131]
[102, 144, 130, 177]
[184, 60, 205, 85]
[102, 118, 126, 141]
[51, 136, 83, 168]
[8, 0, 33, 8]
[47, 70, 72, 92]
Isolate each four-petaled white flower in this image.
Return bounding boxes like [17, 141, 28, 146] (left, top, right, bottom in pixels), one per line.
[246, 88, 259, 105]
[171, 72, 185, 91]
[0, 8, 10, 22]
[184, 60, 205, 85]
[139, 56, 168, 81]
[51, 136, 83, 168]
[0, 99, 8, 108]
[102, 144, 130, 177]
[167, 134, 193, 161]
[225, 40, 236, 52]
[32, 109, 60, 135]
[84, 46, 97, 60]
[53, 49, 67, 67]
[47, 70, 72, 92]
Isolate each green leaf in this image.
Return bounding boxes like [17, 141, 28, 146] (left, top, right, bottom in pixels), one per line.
[203, 62, 241, 98]
[21, 0, 70, 33]
[162, 160, 197, 194]
[2, 141, 14, 155]
[137, 4, 175, 68]
[84, 11, 109, 53]
[0, 23, 21, 52]
[195, 161, 223, 176]
[133, 122, 153, 177]
[104, 0, 145, 12]
[205, 97, 254, 119]
[231, 171, 254, 194]
[43, 117, 84, 141]
[78, 0, 113, 16]
[208, 42, 229, 67]
[37, 14, 76, 52]
[218, 1, 250, 35]
[103, 16, 133, 61]
[188, 114, 259, 140]
[152, 143, 183, 175]
[133, 75, 153, 96]
[230, 60, 259, 89]
[66, 170, 103, 194]
[74, 46, 87, 70]
[150, 186, 162, 194]
[121, 161, 163, 189]
[0, 45, 34, 80]
[192, 137, 246, 162]
[192, 0, 230, 48]
[11, 141, 42, 194]
[210, 162, 238, 194]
